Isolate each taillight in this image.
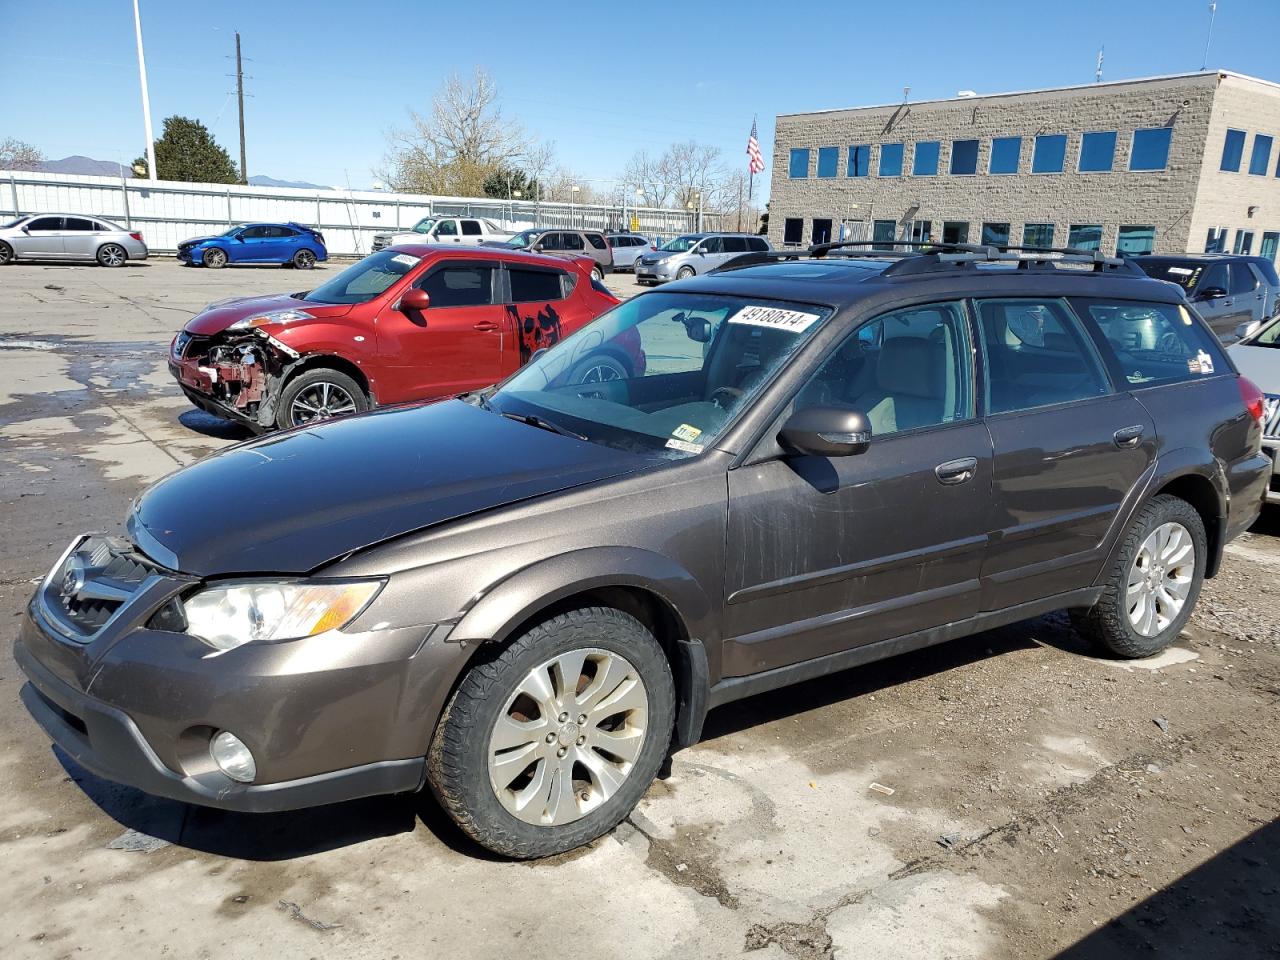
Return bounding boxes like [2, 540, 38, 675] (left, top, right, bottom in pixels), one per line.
[1239, 375, 1264, 424]
[129, 232, 143, 242]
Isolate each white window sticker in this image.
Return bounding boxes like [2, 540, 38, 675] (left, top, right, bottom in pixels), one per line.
[1189, 349, 1214, 374]
[729, 305, 821, 333]
[1166, 266, 1194, 276]
[665, 438, 704, 454]
[391, 253, 420, 267]
[671, 423, 702, 443]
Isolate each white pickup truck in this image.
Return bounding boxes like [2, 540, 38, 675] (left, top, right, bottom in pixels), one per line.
[371, 216, 513, 251]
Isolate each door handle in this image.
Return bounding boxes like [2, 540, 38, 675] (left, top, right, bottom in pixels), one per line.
[1221, 298, 1233, 306]
[1114, 424, 1144, 448]
[473, 320, 500, 332]
[935, 457, 977, 485]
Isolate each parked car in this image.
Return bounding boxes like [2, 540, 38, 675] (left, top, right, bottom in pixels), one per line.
[635, 232, 772, 284]
[605, 233, 655, 271]
[17, 244, 1269, 860]
[492, 228, 614, 281]
[0, 214, 147, 267]
[168, 244, 619, 431]
[1133, 253, 1280, 343]
[1227, 312, 1280, 504]
[178, 222, 327, 270]
[371, 216, 513, 251]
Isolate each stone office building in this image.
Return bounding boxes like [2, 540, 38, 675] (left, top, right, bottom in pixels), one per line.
[768, 70, 1280, 260]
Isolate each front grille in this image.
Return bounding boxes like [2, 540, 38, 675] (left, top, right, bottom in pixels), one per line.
[371, 236, 390, 251]
[45, 536, 160, 640]
[1264, 395, 1280, 439]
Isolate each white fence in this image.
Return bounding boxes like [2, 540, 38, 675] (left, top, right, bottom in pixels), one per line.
[1, 170, 719, 256]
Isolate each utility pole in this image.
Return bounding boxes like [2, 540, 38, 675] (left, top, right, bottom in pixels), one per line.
[1202, 2, 1218, 71]
[132, 0, 156, 181]
[235, 32, 247, 184]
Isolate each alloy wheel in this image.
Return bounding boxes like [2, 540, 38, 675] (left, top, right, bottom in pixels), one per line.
[288, 380, 358, 425]
[1126, 521, 1195, 638]
[99, 244, 126, 267]
[488, 647, 649, 827]
[295, 250, 316, 269]
[576, 362, 622, 384]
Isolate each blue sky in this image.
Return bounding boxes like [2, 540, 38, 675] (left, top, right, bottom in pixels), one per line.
[4, 0, 1280, 199]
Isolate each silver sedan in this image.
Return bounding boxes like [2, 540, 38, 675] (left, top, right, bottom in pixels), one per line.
[0, 214, 149, 266]
[1229, 314, 1280, 504]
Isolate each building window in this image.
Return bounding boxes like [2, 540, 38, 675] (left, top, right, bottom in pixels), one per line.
[950, 139, 979, 175]
[879, 143, 904, 177]
[847, 144, 870, 177]
[1261, 231, 1279, 262]
[816, 146, 838, 178]
[1079, 131, 1117, 172]
[1129, 127, 1173, 171]
[981, 222, 1010, 246]
[783, 217, 804, 245]
[789, 149, 810, 179]
[1204, 227, 1228, 252]
[1117, 225, 1155, 255]
[872, 219, 897, 250]
[1220, 129, 1246, 171]
[1031, 134, 1067, 173]
[913, 141, 940, 176]
[812, 218, 834, 244]
[942, 221, 969, 245]
[989, 136, 1021, 175]
[1068, 224, 1103, 251]
[1023, 223, 1055, 248]
[1249, 134, 1274, 175]
[1234, 229, 1254, 255]
[909, 220, 933, 242]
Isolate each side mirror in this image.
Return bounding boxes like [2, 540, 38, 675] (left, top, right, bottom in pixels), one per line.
[695, 247, 706, 256]
[21, 225, 30, 233]
[398, 288, 431, 312]
[1197, 286, 1227, 300]
[779, 407, 871, 458]
[235, 233, 247, 242]
[533, 242, 546, 252]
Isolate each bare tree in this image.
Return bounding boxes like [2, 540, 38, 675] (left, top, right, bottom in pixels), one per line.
[378, 68, 542, 196]
[622, 149, 674, 208]
[0, 137, 45, 171]
[621, 141, 730, 213]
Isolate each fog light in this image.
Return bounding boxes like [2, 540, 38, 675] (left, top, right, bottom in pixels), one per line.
[210, 731, 256, 783]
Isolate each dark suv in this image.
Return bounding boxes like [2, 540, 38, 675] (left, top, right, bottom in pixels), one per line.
[15, 243, 1270, 859]
[1135, 253, 1280, 343]
[494, 227, 614, 281]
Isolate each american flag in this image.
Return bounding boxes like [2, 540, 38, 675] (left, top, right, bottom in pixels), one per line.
[747, 119, 765, 174]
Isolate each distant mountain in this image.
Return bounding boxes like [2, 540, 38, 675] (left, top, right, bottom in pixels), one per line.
[248, 175, 332, 190]
[39, 155, 133, 178]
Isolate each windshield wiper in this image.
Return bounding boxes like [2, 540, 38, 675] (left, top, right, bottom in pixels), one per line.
[500, 411, 586, 441]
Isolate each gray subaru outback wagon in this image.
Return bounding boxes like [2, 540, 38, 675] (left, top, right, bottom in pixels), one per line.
[15, 242, 1271, 858]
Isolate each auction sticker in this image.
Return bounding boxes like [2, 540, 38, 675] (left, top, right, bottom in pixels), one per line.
[665, 438, 704, 454]
[391, 254, 420, 267]
[1188, 349, 1215, 375]
[729, 305, 821, 333]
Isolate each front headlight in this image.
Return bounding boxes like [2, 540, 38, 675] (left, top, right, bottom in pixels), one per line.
[228, 309, 312, 332]
[183, 579, 383, 651]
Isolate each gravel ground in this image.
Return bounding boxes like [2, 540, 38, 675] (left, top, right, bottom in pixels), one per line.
[0, 258, 1277, 960]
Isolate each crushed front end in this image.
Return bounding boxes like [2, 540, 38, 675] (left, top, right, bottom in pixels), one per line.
[169, 328, 300, 430]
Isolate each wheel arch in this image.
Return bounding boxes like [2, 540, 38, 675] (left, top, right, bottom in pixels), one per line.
[284, 353, 374, 402]
[1152, 471, 1225, 577]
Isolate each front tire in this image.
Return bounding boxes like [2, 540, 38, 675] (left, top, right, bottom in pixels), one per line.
[203, 248, 228, 269]
[427, 607, 675, 859]
[676, 266, 696, 280]
[1073, 494, 1206, 659]
[274, 368, 369, 429]
[97, 243, 127, 267]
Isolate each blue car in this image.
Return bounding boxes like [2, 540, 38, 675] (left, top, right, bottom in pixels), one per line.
[177, 222, 327, 269]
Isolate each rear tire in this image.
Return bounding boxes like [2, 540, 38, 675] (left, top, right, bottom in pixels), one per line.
[1072, 494, 1206, 659]
[0, 241, 13, 265]
[203, 248, 228, 269]
[427, 607, 675, 859]
[292, 249, 316, 269]
[97, 243, 127, 267]
[274, 368, 369, 429]
[590, 265, 604, 282]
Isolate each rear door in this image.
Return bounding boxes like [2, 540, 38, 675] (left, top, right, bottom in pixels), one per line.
[585, 232, 611, 268]
[1235, 262, 1268, 325]
[974, 297, 1156, 610]
[460, 219, 485, 245]
[62, 217, 100, 259]
[505, 264, 574, 370]
[14, 216, 65, 258]
[722, 235, 749, 266]
[375, 258, 505, 400]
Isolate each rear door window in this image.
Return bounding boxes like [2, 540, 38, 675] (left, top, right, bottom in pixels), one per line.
[1229, 263, 1257, 295]
[722, 236, 749, 253]
[747, 237, 770, 251]
[1073, 298, 1228, 388]
[64, 217, 96, 231]
[509, 267, 567, 303]
[586, 233, 607, 250]
[562, 233, 585, 251]
[418, 264, 497, 307]
[974, 298, 1111, 414]
[461, 220, 483, 236]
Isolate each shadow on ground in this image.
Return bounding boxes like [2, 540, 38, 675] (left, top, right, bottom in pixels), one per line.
[178, 407, 255, 440]
[1055, 817, 1280, 959]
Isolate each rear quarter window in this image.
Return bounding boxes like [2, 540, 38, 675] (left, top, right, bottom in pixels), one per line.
[510, 267, 567, 303]
[1073, 298, 1227, 389]
[587, 234, 607, 250]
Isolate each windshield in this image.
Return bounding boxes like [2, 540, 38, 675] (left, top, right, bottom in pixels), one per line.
[1136, 259, 1202, 291]
[304, 250, 420, 305]
[2, 217, 28, 230]
[490, 292, 831, 458]
[220, 226, 243, 237]
[660, 235, 701, 253]
[410, 218, 437, 235]
[1248, 313, 1280, 347]
[507, 229, 541, 249]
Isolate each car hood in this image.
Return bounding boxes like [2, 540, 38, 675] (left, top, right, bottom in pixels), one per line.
[129, 399, 642, 576]
[179, 235, 222, 247]
[1229, 342, 1280, 391]
[183, 293, 353, 335]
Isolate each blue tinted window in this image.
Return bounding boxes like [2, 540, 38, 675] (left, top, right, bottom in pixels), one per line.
[989, 136, 1021, 174]
[1117, 225, 1155, 255]
[789, 148, 810, 179]
[879, 143, 904, 177]
[1249, 134, 1273, 175]
[1068, 224, 1103, 251]
[1079, 131, 1117, 172]
[817, 146, 838, 178]
[1031, 134, 1067, 173]
[847, 144, 870, 177]
[1022, 223, 1054, 248]
[1221, 129, 1245, 171]
[913, 141, 940, 176]
[950, 139, 979, 175]
[981, 222, 1010, 246]
[1129, 128, 1172, 171]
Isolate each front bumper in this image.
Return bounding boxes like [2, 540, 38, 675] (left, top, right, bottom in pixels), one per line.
[14, 578, 465, 812]
[635, 259, 675, 282]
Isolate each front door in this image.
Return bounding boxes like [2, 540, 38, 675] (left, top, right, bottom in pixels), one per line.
[972, 296, 1157, 610]
[375, 259, 505, 401]
[14, 216, 65, 258]
[723, 300, 992, 676]
[434, 219, 462, 244]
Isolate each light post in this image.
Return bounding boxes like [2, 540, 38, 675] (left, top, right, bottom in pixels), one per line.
[571, 185, 581, 228]
[512, 189, 521, 228]
[131, 0, 157, 181]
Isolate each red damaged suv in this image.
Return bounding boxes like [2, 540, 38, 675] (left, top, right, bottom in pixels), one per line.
[169, 245, 624, 431]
